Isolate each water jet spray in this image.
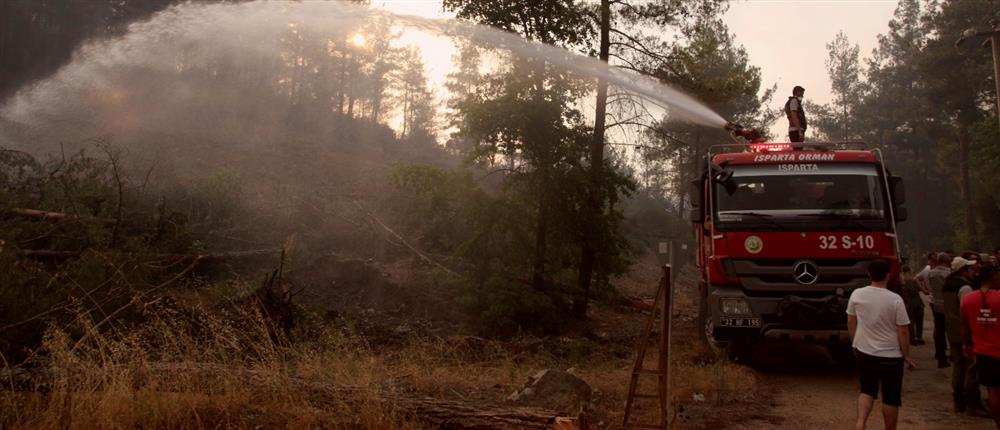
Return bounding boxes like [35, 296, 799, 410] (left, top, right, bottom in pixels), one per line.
[1, 1, 732, 134]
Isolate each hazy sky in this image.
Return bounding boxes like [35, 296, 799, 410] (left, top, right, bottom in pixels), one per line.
[726, 0, 898, 105]
[374, 0, 900, 136]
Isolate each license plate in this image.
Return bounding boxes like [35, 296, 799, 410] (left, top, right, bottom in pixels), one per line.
[720, 317, 762, 328]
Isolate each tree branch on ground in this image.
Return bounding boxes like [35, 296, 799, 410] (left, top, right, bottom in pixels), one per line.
[351, 199, 457, 276]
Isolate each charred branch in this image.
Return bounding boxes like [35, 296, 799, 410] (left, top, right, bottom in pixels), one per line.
[0, 207, 118, 225]
[11, 248, 283, 262]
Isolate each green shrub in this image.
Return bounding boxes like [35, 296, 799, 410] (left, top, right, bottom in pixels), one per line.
[0, 145, 264, 361]
[455, 276, 566, 337]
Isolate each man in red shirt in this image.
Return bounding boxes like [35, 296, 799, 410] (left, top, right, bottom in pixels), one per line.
[962, 264, 1000, 428]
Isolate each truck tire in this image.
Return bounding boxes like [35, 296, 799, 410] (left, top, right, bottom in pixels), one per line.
[699, 299, 754, 362]
[698, 296, 724, 355]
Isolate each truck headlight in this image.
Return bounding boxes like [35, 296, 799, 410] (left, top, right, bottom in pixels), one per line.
[720, 298, 752, 316]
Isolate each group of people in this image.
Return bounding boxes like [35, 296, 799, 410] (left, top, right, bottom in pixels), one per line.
[848, 250, 1000, 429]
[781, 85, 1000, 428]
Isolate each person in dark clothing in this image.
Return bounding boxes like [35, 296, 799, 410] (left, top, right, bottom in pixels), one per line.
[784, 85, 806, 143]
[964, 251, 983, 275]
[945, 257, 989, 417]
[900, 266, 925, 345]
[929, 253, 953, 368]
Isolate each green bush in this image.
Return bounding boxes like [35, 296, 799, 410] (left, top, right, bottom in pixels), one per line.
[0, 145, 262, 361]
[455, 276, 565, 337]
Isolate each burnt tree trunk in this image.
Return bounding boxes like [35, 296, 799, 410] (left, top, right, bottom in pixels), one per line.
[959, 132, 977, 247]
[572, 0, 611, 318]
[531, 170, 550, 292]
[530, 55, 551, 293]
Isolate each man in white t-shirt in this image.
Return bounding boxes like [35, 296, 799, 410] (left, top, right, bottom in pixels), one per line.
[847, 260, 915, 430]
[914, 252, 936, 294]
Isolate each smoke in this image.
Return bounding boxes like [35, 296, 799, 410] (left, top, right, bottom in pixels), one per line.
[0, 0, 726, 150]
[1, 2, 365, 140]
[387, 12, 727, 128]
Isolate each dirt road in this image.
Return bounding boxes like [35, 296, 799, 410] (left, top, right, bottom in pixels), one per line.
[726, 309, 993, 430]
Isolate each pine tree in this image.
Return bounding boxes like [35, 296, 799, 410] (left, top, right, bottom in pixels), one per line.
[395, 47, 437, 142]
[812, 31, 864, 141]
[642, 18, 776, 217]
[444, 43, 485, 155]
[444, 0, 596, 294]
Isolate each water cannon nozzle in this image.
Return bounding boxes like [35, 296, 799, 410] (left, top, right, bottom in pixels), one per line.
[725, 122, 765, 143]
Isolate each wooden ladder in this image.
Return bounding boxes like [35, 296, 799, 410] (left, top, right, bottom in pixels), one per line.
[623, 265, 672, 430]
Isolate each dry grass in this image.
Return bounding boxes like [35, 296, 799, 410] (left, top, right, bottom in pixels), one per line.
[0, 275, 763, 430]
[0, 303, 427, 430]
[0, 303, 611, 429]
[671, 357, 759, 406]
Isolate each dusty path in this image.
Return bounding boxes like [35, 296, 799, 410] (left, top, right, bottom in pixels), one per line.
[725, 308, 993, 429]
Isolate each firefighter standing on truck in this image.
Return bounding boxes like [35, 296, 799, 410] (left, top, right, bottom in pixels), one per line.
[785, 85, 807, 142]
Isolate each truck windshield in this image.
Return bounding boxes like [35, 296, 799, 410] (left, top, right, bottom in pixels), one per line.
[715, 163, 887, 223]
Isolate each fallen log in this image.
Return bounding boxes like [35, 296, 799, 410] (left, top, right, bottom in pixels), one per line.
[12, 248, 282, 262]
[14, 249, 83, 260]
[0, 207, 118, 225]
[621, 295, 655, 312]
[164, 248, 284, 263]
[392, 398, 578, 430]
[2, 362, 585, 430]
[351, 200, 457, 276]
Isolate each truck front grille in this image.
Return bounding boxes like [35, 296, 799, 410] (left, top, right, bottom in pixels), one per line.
[732, 258, 872, 293]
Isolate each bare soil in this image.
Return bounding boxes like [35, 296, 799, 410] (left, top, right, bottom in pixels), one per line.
[709, 299, 994, 430]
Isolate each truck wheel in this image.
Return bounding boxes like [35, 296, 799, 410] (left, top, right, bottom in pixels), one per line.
[699, 294, 755, 363]
[699, 299, 723, 355]
[699, 299, 735, 360]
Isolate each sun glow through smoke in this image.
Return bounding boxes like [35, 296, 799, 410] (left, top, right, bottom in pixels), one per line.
[350, 33, 366, 47]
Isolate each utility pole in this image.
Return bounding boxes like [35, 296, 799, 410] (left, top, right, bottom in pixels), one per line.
[994, 24, 1000, 131]
[957, 18, 1000, 130]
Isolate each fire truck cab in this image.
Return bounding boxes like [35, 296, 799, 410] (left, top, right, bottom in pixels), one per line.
[690, 141, 907, 361]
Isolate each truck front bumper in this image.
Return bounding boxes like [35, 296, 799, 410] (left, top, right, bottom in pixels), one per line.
[707, 285, 850, 344]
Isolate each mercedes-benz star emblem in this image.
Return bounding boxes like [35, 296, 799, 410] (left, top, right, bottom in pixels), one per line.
[793, 260, 819, 285]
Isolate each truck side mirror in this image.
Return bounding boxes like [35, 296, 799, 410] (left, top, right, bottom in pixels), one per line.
[889, 176, 905, 205]
[688, 178, 704, 223]
[709, 164, 733, 184]
[688, 208, 701, 223]
[894, 206, 908, 222]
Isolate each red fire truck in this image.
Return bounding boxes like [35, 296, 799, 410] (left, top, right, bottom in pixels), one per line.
[690, 138, 907, 361]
